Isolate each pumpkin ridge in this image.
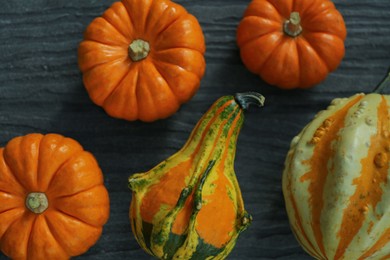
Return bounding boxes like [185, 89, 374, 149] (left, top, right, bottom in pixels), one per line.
[237, 17, 282, 47]
[78, 42, 128, 73]
[334, 96, 389, 259]
[82, 55, 129, 75]
[244, 1, 282, 23]
[300, 95, 363, 257]
[105, 66, 140, 120]
[3, 148, 30, 193]
[26, 217, 37, 258]
[0, 208, 24, 242]
[54, 207, 102, 228]
[294, 39, 304, 87]
[296, 37, 329, 81]
[37, 135, 81, 191]
[82, 58, 131, 105]
[45, 210, 103, 256]
[100, 15, 129, 41]
[152, 48, 205, 77]
[121, 2, 136, 37]
[153, 43, 205, 55]
[24, 134, 43, 191]
[136, 62, 174, 120]
[145, 4, 186, 42]
[284, 150, 322, 258]
[101, 61, 134, 105]
[0, 149, 26, 196]
[43, 214, 72, 256]
[102, 63, 138, 112]
[291, 0, 318, 18]
[301, 32, 343, 72]
[0, 206, 24, 216]
[25, 214, 37, 259]
[258, 37, 295, 84]
[303, 31, 345, 43]
[101, 2, 134, 40]
[152, 60, 200, 103]
[359, 229, 390, 259]
[301, 9, 346, 40]
[49, 183, 103, 201]
[1, 212, 35, 258]
[242, 32, 284, 75]
[85, 17, 129, 47]
[152, 12, 188, 43]
[122, 0, 153, 33]
[44, 149, 87, 193]
[266, 0, 292, 19]
[149, 61, 183, 98]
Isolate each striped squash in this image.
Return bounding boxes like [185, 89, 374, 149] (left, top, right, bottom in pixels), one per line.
[128, 92, 264, 259]
[283, 92, 390, 259]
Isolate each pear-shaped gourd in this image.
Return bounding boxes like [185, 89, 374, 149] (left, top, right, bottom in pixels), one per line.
[128, 92, 265, 259]
[282, 70, 390, 259]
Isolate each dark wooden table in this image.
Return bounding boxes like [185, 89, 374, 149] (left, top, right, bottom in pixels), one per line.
[0, 0, 389, 259]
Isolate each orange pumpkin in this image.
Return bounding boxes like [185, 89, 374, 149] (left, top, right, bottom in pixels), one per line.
[78, 0, 206, 122]
[237, 0, 347, 89]
[0, 133, 110, 259]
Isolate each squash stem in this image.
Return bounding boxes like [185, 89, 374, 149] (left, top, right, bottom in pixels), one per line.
[26, 192, 48, 214]
[129, 39, 150, 62]
[235, 92, 265, 110]
[373, 67, 390, 94]
[284, 12, 303, 37]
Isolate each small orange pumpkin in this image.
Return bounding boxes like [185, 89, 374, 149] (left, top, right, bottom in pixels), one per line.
[237, 0, 346, 89]
[78, 0, 206, 122]
[0, 133, 110, 259]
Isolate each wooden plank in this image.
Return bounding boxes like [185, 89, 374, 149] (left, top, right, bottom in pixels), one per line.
[0, 0, 389, 259]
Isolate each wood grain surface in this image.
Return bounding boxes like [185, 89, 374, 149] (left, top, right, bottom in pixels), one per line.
[0, 0, 389, 259]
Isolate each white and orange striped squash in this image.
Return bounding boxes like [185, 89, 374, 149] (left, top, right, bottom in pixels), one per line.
[283, 92, 390, 259]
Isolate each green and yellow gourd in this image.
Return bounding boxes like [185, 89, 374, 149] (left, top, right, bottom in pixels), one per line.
[282, 70, 390, 259]
[128, 92, 265, 259]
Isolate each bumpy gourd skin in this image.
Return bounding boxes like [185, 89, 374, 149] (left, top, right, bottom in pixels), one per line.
[0, 133, 110, 260]
[283, 93, 390, 259]
[237, 0, 346, 89]
[78, 0, 206, 122]
[128, 94, 264, 259]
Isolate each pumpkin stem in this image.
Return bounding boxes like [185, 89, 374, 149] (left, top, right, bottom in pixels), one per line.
[284, 12, 303, 37]
[26, 192, 48, 214]
[235, 92, 265, 110]
[373, 67, 390, 94]
[129, 39, 150, 62]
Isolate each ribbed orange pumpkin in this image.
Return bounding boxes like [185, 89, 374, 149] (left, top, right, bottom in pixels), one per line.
[78, 0, 206, 122]
[282, 73, 390, 259]
[0, 133, 110, 259]
[237, 0, 346, 89]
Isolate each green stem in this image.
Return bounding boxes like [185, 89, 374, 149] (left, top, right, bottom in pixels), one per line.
[129, 39, 150, 62]
[283, 12, 303, 37]
[373, 68, 390, 94]
[26, 192, 49, 214]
